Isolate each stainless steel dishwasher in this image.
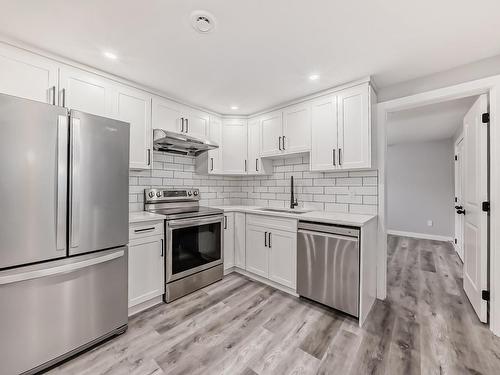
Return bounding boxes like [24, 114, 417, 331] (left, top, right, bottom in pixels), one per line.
[297, 221, 360, 317]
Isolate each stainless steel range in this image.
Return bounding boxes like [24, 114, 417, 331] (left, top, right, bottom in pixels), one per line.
[144, 188, 224, 302]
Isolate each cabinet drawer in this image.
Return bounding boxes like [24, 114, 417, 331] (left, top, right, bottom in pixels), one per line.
[129, 221, 163, 240]
[246, 214, 297, 232]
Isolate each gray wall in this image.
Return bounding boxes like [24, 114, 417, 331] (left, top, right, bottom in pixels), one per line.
[387, 140, 455, 238]
[377, 54, 500, 102]
[130, 153, 378, 215]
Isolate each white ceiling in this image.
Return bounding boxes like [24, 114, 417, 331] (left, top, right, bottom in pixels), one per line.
[387, 96, 477, 145]
[1, 1, 500, 114]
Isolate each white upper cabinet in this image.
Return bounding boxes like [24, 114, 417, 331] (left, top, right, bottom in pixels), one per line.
[260, 111, 283, 156]
[221, 118, 247, 174]
[0, 43, 58, 104]
[311, 95, 338, 171]
[311, 82, 372, 171]
[115, 85, 152, 170]
[61, 66, 153, 170]
[337, 84, 370, 169]
[282, 102, 311, 154]
[247, 118, 260, 174]
[152, 96, 183, 133]
[207, 115, 223, 174]
[59, 66, 115, 117]
[152, 96, 209, 138]
[186, 109, 209, 138]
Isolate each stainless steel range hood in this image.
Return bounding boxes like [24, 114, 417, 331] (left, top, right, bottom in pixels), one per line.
[153, 129, 219, 156]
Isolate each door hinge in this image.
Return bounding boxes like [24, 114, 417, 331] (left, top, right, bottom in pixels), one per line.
[454, 238, 457, 244]
[482, 290, 490, 301]
[482, 201, 490, 212]
[482, 113, 490, 124]
[454, 155, 458, 161]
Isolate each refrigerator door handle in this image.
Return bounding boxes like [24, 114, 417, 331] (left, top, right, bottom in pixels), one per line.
[56, 115, 68, 251]
[0, 250, 124, 285]
[70, 116, 81, 249]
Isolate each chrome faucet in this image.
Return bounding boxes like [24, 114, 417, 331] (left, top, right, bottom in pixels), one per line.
[290, 176, 298, 209]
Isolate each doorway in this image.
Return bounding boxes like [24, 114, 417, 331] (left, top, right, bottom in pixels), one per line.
[385, 94, 490, 324]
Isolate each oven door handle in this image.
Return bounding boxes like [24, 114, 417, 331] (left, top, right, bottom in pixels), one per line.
[168, 215, 224, 229]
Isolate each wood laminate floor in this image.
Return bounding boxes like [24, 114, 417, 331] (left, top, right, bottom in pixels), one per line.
[49, 235, 500, 374]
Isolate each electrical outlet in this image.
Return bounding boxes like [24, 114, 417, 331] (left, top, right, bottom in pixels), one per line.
[427, 220, 433, 227]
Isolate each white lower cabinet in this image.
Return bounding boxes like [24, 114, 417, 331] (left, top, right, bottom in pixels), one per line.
[128, 221, 165, 314]
[268, 229, 297, 289]
[245, 215, 297, 290]
[234, 212, 246, 268]
[245, 225, 269, 278]
[223, 212, 235, 270]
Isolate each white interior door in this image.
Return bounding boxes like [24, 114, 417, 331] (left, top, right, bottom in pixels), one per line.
[454, 138, 465, 262]
[463, 94, 489, 323]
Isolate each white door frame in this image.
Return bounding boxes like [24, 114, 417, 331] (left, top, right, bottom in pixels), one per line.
[454, 134, 464, 261]
[376, 75, 500, 336]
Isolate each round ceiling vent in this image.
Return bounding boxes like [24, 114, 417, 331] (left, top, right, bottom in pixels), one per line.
[191, 11, 216, 33]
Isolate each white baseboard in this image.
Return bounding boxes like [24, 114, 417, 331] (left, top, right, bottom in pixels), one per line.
[387, 230, 453, 242]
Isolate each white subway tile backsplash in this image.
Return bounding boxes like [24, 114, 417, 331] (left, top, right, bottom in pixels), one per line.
[129, 153, 378, 215]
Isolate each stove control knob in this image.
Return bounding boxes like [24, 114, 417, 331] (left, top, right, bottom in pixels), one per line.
[148, 191, 155, 198]
[156, 191, 162, 197]
[193, 190, 199, 196]
[187, 191, 193, 196]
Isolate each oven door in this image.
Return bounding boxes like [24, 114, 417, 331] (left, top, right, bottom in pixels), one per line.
[166, 215, 224, 283]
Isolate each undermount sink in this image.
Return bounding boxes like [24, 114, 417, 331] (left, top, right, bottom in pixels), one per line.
[257, 208, 311, 214]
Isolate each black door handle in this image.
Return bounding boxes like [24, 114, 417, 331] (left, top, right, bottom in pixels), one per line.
[264, 232, 267, 247]
[457, 209, 466, 215]
[455, 205, 463, 210]
[268, 232, 272, 248]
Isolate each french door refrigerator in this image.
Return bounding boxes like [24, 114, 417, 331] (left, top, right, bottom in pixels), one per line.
[0, 93, 130, 375]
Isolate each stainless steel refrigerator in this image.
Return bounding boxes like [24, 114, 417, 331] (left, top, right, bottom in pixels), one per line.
[0, 93, 129, 375]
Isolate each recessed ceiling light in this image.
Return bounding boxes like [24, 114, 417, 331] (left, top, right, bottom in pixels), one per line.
[309, 74, 320, 81]
[231, 106, 239, 110]
[191, 11, 216, 33]
[103, 51, 118, 60]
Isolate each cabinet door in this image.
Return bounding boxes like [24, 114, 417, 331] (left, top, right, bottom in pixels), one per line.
[311, 95, 338, 171]
[59, 66, 114, 117]
[208, 115, 223, 174]
[222, 119, 247, 174]
[234, 212, 246, 268]
[260, 111, 283, 156]
[268, 229, 297, 289]
[337, 84, 370, 169]
[247, 118, 260, 175]
[283, 102, 311, 154]
[115, 85, 152, 170]
[245, 225, 268, 278]
[152, 96, 183, 133]
[223, 213, 235, 270]
[128, 236, 164, 308]
[0, 43, 58, 104]
[186, 109, 209, 138]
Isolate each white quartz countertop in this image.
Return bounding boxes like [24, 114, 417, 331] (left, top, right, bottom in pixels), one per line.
[213, 206, 377, 227]
[129, 211, 166, 224]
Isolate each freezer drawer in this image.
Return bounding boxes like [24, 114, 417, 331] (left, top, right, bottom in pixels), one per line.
[297, 223, 360, 317]
[0, 248, 128, 375]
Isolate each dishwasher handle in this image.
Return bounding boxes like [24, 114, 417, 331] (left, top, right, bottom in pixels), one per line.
[298, 229, 359, 242]
[298, 221, 360, 238]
